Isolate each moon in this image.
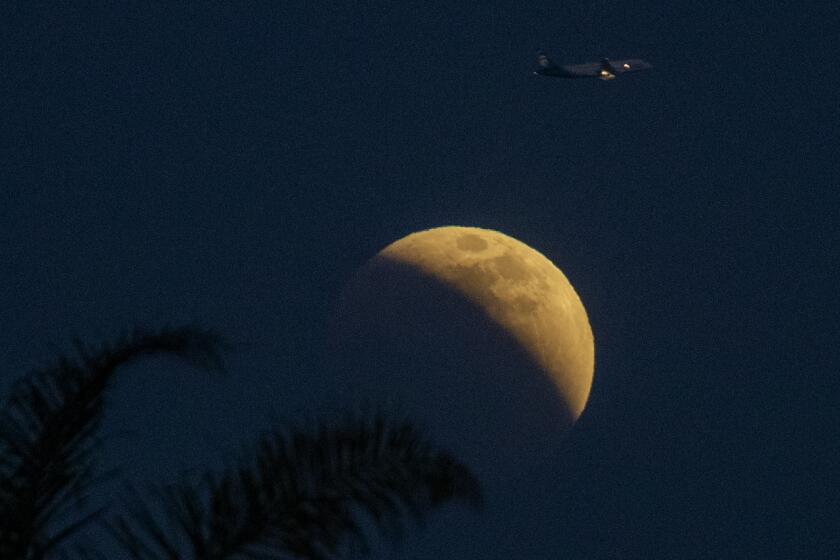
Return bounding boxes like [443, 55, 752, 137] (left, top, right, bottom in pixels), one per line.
[328, 226, 594, 484]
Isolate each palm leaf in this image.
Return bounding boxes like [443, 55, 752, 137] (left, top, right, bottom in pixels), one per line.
[109, 410, 482, 559]
[0, 325, 228, 560]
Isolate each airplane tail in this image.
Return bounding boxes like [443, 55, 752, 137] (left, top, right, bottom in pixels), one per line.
[536, 51, 558, 69]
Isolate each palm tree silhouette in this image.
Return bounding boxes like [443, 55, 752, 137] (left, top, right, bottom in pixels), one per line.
[0, 326, 481, 559]
[109, 411, 481, 560]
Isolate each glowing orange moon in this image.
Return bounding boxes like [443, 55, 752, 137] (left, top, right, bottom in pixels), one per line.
[329, 226, 595, 480]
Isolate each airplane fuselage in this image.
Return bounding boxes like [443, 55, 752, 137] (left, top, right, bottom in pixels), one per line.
[534, 66, 616, 80]
[534, 53, 651, 81]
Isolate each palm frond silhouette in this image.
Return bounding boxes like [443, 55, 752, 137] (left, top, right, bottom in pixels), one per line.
[0, 326, 227, 560]
[1, 327, 482, 559]
[109, 412, 482, 560]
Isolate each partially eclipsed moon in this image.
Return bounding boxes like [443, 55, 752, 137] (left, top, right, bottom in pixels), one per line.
[329, 226, 594, 480]
[379, 226, 594, 420]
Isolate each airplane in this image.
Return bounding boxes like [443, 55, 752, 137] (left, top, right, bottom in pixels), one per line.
[534, 52, 652, 80]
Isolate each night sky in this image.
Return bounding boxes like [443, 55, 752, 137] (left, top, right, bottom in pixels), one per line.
[2, 2, 838, 558]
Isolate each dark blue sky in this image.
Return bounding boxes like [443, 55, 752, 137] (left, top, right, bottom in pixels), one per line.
[2, 2, 838, 558]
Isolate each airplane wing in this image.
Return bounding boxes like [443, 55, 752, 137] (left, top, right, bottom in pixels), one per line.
[609, 59, 653, 73]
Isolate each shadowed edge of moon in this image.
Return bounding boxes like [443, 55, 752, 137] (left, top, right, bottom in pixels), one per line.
[327, 255, 578, 484]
